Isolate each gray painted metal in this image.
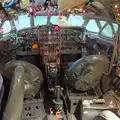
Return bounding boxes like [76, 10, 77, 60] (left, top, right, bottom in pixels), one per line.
[3, 66, 25, 120]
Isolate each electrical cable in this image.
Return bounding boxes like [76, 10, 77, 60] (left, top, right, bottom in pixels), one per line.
[61, 94, 68, 114]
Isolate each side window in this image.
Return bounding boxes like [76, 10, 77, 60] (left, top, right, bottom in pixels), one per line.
[100, 21, 106, 27]
[112, 23, 118, 33]
[34, 16, 47, 26]
[50, 16, 59, 25]
[101, 24, 114, 38]
[2, 21, 11, 34]
[86, 19, 99, 32]
[14, 15, 30, 30]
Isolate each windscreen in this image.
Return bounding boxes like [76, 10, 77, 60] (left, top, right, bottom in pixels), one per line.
[34, 16, 48, 26]
[50, 14, 118, 39]
[101, 23, 118, 38]
[50, 14, 84, 26]
[0, 21, 11, 35]
[0, 14, 118, 39]
[14, 15, 31, 30]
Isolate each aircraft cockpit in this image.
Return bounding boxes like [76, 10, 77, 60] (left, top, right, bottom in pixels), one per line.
[0, 0, 120, 120]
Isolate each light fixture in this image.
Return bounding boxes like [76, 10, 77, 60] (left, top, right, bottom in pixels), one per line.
[79, 9, 83, 12]
[117, 13, 120, 16]
[54, 26, 60, 31]
[67, 9, 71, 12]
[114, 5, 118, 9]
[82, 10, 86, 13]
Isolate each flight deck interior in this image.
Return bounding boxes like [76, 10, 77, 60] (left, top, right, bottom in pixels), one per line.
[0, 0, 120, 120]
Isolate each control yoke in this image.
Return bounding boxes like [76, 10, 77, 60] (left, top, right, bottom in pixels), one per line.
[2, 60, 43, 120]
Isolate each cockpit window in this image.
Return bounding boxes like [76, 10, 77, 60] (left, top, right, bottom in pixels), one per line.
[50, 14, 84, 26]
[112, 23, 118, 33]
[100, 21, 107, 27]
[34, 16, 48, 26]
[50, 16, 59, 25]
[11, 14, 118, 39]
[67, 14, 84, 26]
[101, 24, 117, 38]
[86, 19, 99, 33]
[1, 21, 11, 34]
[14, 15, 31, 30]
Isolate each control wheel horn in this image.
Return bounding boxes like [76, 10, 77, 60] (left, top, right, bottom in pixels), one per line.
[2, 60, 43, 120]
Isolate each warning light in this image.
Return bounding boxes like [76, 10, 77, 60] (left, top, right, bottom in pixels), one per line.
[82, 38, 86, 41]
[32, 44, 38, 49]
[34, 13, 38, 16]
[29, 8, 33, 13]
[54, 26, 60, 31]
[47, 13, 50, 16]
[56, 112, 60, 117]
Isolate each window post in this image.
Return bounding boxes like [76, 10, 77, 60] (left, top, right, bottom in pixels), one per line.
[30, 14, 34, 27]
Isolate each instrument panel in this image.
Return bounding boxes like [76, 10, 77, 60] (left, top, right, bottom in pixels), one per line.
[0, 25, 85, 68]
[16, 25, 85, 56]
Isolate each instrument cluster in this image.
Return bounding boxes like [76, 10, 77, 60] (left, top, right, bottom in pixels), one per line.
[18, 28, 38, 41]
[6, 25, 85, 58]
[38, 25, 84, 55]
[38, 26, 83, 42]
[17, 28, 39, 55]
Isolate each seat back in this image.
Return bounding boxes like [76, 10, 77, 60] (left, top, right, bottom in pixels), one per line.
[67, 55, 109, 91]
